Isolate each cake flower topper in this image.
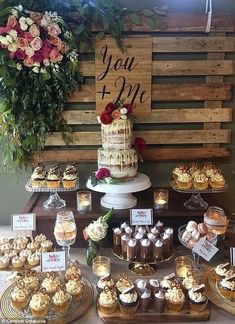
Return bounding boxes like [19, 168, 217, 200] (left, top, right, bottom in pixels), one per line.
[98, 100, 133, 125]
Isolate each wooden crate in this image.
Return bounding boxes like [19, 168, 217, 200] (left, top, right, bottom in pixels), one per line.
[33, 12, 235, 163]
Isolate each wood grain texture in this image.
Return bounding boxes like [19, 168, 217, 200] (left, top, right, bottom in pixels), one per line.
[32, 148, 230, 163]
[67, 83, 232, 102]
[81, 60, 234, 76]
[45, 129, 231, 146]
[63, 108, 232, 125]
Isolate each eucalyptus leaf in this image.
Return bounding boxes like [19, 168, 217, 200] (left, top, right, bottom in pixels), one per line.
[143, 9, 155, 17]
[129, 13, 142, 26]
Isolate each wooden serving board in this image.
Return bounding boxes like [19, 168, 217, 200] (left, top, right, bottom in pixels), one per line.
[97, 303, 210, 323]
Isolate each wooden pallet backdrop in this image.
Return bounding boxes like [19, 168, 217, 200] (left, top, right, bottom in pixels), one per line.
[33, 13, 235, 163]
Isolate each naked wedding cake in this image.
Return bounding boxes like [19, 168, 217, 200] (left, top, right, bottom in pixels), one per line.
[97, 102, 138, 181]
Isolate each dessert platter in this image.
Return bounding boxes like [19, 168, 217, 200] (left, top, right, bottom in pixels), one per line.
[0, 234, 53, 271]
[96, 272, 210, 323]
[87, 101, 151, 209]
[113, 222, 175, 275]
[1, 262, 94, 323]
[205, 263, 235, 315]
[25, 164, 79, 209]
[171, 162, 227, 210]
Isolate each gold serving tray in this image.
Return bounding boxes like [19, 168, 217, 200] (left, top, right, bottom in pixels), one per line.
[204, 267, 235, 315]
[1, 276, 94, 323]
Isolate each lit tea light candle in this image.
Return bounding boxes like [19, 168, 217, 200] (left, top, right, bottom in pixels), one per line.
[77, 191, 92, 212]
[176, 266, 191, 279]
[175, 256, 193, 279]
[92, 256, 111, 283]
[154, 189, 169, 209]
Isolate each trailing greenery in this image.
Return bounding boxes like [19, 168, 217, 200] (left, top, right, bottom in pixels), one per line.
[0, 0, 167, 172]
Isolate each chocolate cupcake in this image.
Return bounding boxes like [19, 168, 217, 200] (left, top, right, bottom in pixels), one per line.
[119, 286, 139, 315]
[139, 288, 151, 312]
[154, 289, 166, 313]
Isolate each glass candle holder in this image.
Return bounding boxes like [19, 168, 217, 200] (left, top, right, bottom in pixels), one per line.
[154, 189, 169, 209]
[92, 256, 111, 283]
[175, 256, 193, 279]
[77, 190, 92, 213]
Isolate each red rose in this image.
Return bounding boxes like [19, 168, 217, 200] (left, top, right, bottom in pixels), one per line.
[96, 168, 111, 180]
[15, 49, 26, 60]
[123, 103, 133, 115]
[32, 51, 44, 63]
[0, 27, 11, 34]
[134, 137, 146, 153]
[100, 111, 113, 124]
[105, 102, 117, 114]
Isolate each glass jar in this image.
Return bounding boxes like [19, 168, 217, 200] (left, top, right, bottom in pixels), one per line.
[204, 206, 227, 235]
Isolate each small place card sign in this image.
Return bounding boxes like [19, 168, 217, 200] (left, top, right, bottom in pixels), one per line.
[41, 251, 66, 272]
[11, 213, 36, 231]
[193, 238, 219, 262]
[230, 247, 235, 266]
[130, 209, 153, 226]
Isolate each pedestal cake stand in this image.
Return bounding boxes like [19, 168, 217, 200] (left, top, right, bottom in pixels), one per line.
[86, 173, 151, 209]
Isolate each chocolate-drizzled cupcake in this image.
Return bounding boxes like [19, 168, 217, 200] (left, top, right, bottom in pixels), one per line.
[62, 164, 77, 189]
[119, 286, 139, 315]
[97, 274, 115, 294]
[46, 164, 61, 188]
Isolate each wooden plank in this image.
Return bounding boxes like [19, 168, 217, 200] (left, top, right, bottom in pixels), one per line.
[63, 108, 232, 125]
[152, 37, 235, 53]
[81, 60, 234, 77]
[67, 83, 232, 102]
[45, 129, 231, 146]
[32, 147, 230, 163]
[123, 13, 235, 32]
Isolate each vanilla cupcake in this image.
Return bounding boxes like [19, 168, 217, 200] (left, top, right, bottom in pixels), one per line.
[62, 166, 77, 189]
[0, 242, 12, 253]
[52, 287, 71, 313]
[165, 287, 185, 311]
[12, 256, 26, 268]
[19, 249, 32, 258]
[97, 274, 115, 294]
[119, 286, 139, 315]
[46, 165, 61, 188]
[215, 262, 231, 281]
[0, 237, 10, 245]
[65, 274, 84, 301]
[23, 270, 40, 290]
[0, 255, 10, 269]
[27, 240, 40, 252]
[13, 242, 27, 252]
[189, 285, 208, 312]
[27, 252, 40, 266]
[11, 282, 30, 310]
[34, 234, 47, 244]
[116, 273, 133, 295]
[98, 286, 118, 315]
[40, 239, 53, 251]
[29, 289, 50, 317]
[13, 236, 29, 246]
[41, 272, 61, 295]
[193, 173, 209, 190]
[4, 249, 18, 260]
[65, 262, 82, 281]
[172, 164, 187, 180]
[176, 172, 192, 190]
[210, 172, 225, 189]
[219, 274, 235, 299]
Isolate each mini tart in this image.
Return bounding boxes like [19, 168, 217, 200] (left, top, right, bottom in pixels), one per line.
[52, 288, 71, 313]
[116, 273, 133, 295]
[65, 276, 84, 301]
[119, 288, 139, 315]
[41, 272, 61, 295]
[176, 172, 192, 190]
[12, 256, 26, 268]
[11, 282, 30, 311]
[27, 241, 40, 252]
[188, 289, 208, 312]
[29, 289, 50, 318]
[23, 271, 40, 290]
[35, 234, 47, 244]
[97, 275, 115, 294]
[27, 252, 40, 266]
[40, 239, 53, 251]
[210, 173, 225, 189]
[0, 255, 10, 269]
[193, 173, 209, 190]
[65, 262, 82, 281]
[98, 286, 118, 315]
[165, 287, 185, 312]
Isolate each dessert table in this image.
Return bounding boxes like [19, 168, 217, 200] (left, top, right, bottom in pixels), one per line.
[0, 245, 235, 324]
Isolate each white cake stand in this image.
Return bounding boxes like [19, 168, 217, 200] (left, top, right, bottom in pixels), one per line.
[86, 173, 151, 209]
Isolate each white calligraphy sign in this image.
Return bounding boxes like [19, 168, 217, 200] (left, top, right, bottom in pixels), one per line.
[130, 209, 153, 226]
[11, 213, 36, 231]
[193, 238, 219, 261]
[41, 251, 66, 272]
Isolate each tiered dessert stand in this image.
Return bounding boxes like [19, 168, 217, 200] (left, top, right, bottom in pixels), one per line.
[87, 173, 151, 209]
[25, 180, 79, 209]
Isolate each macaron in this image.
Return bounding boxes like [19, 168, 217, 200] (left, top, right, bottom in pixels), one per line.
[186, 221, 198, 232]
[198, 223, 208, 235]
[191, 229, 200, 241]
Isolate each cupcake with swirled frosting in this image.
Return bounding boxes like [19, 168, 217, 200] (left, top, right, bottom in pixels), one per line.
[62, 165, 78, 189]
[119, 286, 139, 315]
[22, 271, 40, 291]
[176, 172, 192, 189]
[188, 285, 208, 312]
[219, 274, 235, 299]
[97, 274, 115, 294]
[0, 255, 10, 269]
[31, 166, 47, 188]
[29, 289, 50, 317]
[52, 287, 71, 313]
[11, 282, 30, 310]
[98, 286, 118, 315]
[41, 272, 61, 295]
[116, 273, 133, 295]
[66, 274, 84, 301]
[165, 287, 185, 311]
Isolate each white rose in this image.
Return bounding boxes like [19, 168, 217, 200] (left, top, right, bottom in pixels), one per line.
[32, 67, 40, 73]
[105, 177, 112, 184]
[20, 23, 28, 31]
[120, 107, 128, 114]
[40, 68, 46, 74]
[25, 47, 35, 58]
[16, 63, 22, 70]
[26, 18, 34, 26]
[87, 220, 108, 241]
[6, 35, 13, 43]
[11, 9, 19, 17]
[40, 14, 52, 27]
[8, 43, 17, 52]
[17, 5, 23, 12]
[43, 59, 50, 67]
[0, 37, 9, 46]
[19, 17, 26, 24]
[121, 114, 127, 120]
[9, 30, 17, 39]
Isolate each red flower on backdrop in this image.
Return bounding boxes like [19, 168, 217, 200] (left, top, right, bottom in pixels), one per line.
[100, 111, 113, 124]
[134, 137, 146, 153]
[105, 102, 117, 114]
[96, 167, 111, 180]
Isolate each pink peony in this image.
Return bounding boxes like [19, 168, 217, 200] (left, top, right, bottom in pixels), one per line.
[47, 23, 61, 37]
[32, 51, 44, 63]
[7, 15, 17, 28]
[29, 24, 40, 38]
[30, 37, 42, 51]
[17, 37, 29, 49]
[96, 168, 111, 180]
[15, 49, 26, 60]
[49, 47, 63, 63]
[23, 56, 34, 67]
[0, 27, 11, 34]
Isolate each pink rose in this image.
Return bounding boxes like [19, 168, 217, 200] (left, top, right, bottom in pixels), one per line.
[30, 12, 43, 24]
[23, 56, 34, 67]
[25, 46, 35, 58]
[49, 36, 62, 48]
[17, 37, 28, 49]
[30, 37, 42, 51]
[41, 41, 52, 56]
[29, 24, 40, 38]
[9, 51, 15, 59]
[96, 168, 111, 180]
[24, 32, 33, 42]
[47, 23, 61, 37]
[40, 14, 51, 27]
[59, 41, 69, 54]
[49, 47, 63, 63]
[15, 49, 26, 60]
[32, 51, 44, 63]
[7, 15, 17, 28]
[0, 27, 11, 34]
